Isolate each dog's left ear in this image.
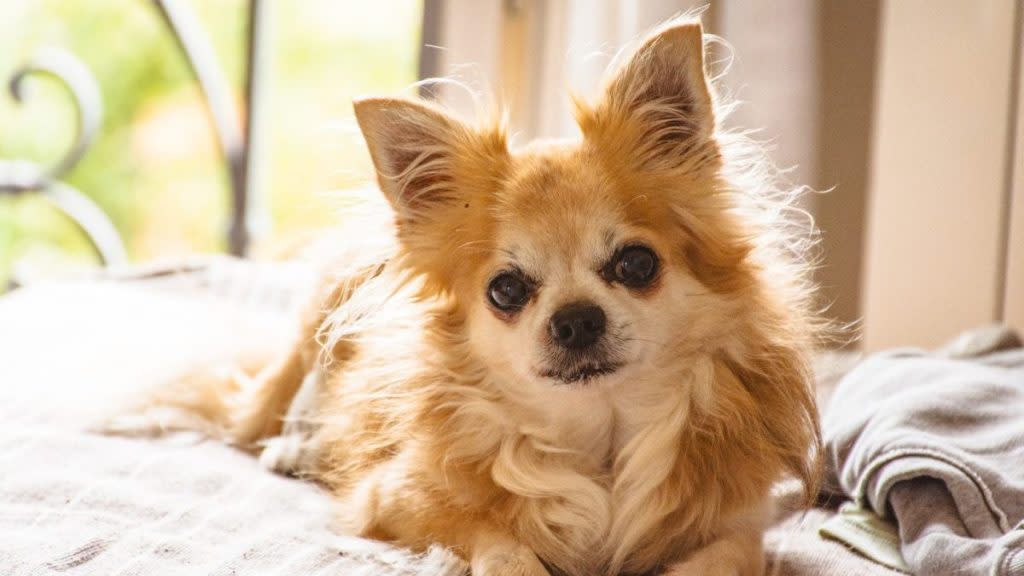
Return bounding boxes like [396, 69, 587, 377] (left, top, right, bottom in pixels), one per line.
[581, 19, 715, 168]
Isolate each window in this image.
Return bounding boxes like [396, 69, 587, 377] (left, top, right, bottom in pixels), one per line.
[0, 0, 423, 286]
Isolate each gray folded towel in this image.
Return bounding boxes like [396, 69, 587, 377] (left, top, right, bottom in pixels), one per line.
[822, 326, 1024, 575]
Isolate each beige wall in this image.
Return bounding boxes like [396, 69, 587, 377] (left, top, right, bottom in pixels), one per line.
[862, 0, 1019, 349]
[1006, 14, 1024, 332]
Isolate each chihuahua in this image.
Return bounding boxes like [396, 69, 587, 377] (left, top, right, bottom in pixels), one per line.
[132, 17, 821, 576]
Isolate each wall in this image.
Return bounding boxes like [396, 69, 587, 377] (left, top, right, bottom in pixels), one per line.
[1005, 11, 1024, 332]
[862, 0, 1019, 349]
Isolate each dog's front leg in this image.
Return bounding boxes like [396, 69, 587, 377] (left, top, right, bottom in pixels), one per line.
[662, 522, 765, 576]
[256, 364, 324, 476]
[468, 528, 551, 576]
[343, 465, 549, 576]
[229, 342, 314, 445]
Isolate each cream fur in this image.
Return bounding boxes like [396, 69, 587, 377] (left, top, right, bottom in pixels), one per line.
[121, 16, 823, 576]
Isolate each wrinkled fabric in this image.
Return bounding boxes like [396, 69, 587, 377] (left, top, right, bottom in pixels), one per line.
[824, 328, 1024, 575]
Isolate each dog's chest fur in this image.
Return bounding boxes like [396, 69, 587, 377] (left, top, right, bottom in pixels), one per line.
[311, 277, 706, 573]
[458, 367, 696, 572]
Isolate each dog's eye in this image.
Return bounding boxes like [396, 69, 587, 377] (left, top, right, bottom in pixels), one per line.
[608, 245, 658, 287]
[488, 272, 532, 312]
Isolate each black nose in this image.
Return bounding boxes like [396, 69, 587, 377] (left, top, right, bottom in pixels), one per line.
[549, 302, 606, 349]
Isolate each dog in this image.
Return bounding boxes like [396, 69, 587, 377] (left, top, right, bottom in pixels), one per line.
[125, 17, 822, 576]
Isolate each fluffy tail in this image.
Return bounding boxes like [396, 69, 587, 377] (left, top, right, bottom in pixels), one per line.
[98, 361, 257, 442]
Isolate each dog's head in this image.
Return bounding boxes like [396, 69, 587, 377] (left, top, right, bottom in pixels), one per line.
[356, 21, 768, 388]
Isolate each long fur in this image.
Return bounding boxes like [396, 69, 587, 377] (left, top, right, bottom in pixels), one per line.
[140, 17, 823, 576]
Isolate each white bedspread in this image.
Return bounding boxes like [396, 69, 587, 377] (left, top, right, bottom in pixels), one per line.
[0, 265, 466, 575]
[0, 417, 464, 575]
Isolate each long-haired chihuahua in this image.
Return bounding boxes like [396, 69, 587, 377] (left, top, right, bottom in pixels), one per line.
[126, 17, 821, 576]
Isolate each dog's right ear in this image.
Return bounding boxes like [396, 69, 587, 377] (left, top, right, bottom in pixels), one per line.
[354, 97, 508, 287]
[354, 97, 466, 219]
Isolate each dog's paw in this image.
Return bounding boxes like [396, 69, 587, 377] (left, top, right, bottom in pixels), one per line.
[258, 433, 318, 476]
[662, 563, 741, 576]
[662, 547, 756, 576]
[661, 527, 764, 576]
[472, 546, 550, 576]
[227, 405, 271, 446]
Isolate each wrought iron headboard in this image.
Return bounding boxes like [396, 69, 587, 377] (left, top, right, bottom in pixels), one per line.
[0, 0, 269, 266]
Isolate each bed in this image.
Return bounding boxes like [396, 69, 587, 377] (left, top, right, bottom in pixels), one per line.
[0, 259, 897, 575]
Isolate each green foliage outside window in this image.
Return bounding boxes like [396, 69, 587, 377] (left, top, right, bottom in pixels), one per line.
[0, 0, 422, 286]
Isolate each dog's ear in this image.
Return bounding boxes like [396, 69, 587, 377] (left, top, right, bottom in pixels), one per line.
[354, 97, 468, 217]
[580, 20, 716, 169]
[354, 97, 507, 287]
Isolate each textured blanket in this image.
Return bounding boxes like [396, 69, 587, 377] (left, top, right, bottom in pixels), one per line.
[0, 259, 894, 575]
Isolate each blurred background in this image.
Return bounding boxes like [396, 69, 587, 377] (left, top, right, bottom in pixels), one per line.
[1, 0, 1021, 350]
[0, 0, 421, 273]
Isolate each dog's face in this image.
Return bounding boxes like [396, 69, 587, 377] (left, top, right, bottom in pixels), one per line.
[467, 147, 726, 391]
[355, 23, 750, 393]
[479, 158, 670, 386]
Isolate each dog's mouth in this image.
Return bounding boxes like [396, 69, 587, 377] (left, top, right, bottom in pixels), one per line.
[541, 362, 622, 384]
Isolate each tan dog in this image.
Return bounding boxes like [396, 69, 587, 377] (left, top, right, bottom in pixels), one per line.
[129, 18, 821, 576]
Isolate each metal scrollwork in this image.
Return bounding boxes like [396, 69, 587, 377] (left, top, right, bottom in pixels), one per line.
[1, 48, 127, 266]
[2, 1, 267, 273]
[154, 0, 266, 257]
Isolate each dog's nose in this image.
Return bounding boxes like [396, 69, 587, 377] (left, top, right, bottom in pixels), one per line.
[549, 302, 606, 349]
